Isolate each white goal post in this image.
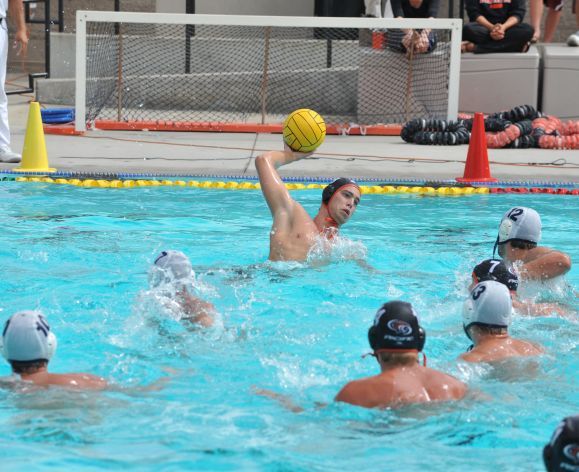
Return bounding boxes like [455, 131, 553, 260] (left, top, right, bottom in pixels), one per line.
[75, 11, 462, 133]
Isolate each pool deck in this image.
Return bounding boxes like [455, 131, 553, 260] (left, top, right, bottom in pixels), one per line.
[2, 92, 578, 185]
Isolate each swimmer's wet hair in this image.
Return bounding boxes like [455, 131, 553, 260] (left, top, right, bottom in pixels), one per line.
[508, 239, 537, 250]
[469, 326, 507, 336]
[9, 359, 48, 374]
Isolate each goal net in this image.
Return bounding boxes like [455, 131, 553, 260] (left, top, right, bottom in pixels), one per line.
[76, 11, 461, 134]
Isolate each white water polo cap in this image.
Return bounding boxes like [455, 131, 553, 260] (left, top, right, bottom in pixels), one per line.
[497, 207, 542, 245]
[149, 250, 194, 287]
[463, 281, 512, 338]
[1, 311, 57, 362]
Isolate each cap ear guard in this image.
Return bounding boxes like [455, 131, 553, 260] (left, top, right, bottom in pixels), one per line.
[44, 331, 58, 361]
[543, 443, 553, 471]
[416, 326, 426, 352]
[462, 297, 475, 340]
[492, 235, 500, 258]
[368, 325, 379, 351]
[0, 319, 8, 360]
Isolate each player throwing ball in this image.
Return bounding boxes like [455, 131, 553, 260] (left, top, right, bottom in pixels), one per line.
[256, 110, 361, 261]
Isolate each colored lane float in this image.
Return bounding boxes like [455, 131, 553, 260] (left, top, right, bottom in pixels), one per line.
[10, 176, 579, 195]
[11, 176, 490, 195]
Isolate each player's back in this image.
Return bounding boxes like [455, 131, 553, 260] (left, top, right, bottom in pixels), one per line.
[335, 365, 467, 409]
[462, 337, 543, 363]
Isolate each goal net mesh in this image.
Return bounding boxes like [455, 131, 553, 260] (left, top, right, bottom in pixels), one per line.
[82, 17, 455, 131]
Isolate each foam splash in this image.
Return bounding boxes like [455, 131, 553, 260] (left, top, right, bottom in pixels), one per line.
[306, 234, 368, 266]
[128, 276, 224, 341]
[512, 261, 575, 302]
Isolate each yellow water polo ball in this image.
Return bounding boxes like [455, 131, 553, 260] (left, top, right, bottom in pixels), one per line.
[283, 108, 326, 153]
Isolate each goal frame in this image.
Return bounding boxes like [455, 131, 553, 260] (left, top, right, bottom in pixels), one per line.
[75, 10, 462, 133]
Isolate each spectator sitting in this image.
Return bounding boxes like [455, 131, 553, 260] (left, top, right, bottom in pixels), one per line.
[462, 0, 534, 53]
[388, 0, 439, 55]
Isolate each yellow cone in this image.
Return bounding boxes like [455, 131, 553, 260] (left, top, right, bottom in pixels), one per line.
[14, 102, 56, 173]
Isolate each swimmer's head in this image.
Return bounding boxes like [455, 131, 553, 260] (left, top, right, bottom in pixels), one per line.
[0, 311, 57, 364]
[149, 250, 194, 288]
[321, 178, 361, 225]
[472, 259, 519, 292]
[494, 207, 541, 257]
[544, 415, 579, 472]
[368, 301, 426, 353]
[322, 178, 360, 205]
[462, 280, 512, 340]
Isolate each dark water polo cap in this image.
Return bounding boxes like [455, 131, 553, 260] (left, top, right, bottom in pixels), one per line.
[473, 259, 519, 292]
[368, 301, 425, 352]
[322, 178, 360, 204]
[544, 415, 579, 472]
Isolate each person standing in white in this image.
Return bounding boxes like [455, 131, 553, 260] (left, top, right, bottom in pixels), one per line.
[0, 0, 27, 163]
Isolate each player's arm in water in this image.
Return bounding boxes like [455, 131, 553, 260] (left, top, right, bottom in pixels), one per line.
[512, 297, 571, 318]
[177, 288, 215, 328]
[255, 146, 313, 223]
[253, 387, 305, 413]
[253, 387, 328, 412]
[519, 248, 571, 280]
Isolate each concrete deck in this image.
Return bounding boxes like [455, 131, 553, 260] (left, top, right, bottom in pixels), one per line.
[2, 83, 578, 184]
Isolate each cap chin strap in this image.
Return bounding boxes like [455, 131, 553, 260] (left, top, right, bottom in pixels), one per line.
[320, 203, 339, 237]
[492, 235, 500, 257]
[324, 216, 338, 227]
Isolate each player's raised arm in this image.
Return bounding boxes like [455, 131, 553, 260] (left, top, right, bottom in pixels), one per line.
[255, 147, 312, 218]
[520, 249, 571, 280]
[255, 109, 325, 219]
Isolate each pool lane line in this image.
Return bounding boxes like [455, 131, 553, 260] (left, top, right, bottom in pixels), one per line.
[5, 176, 579, 195]
[0, 169, 575, 187]
[2, 171, 579, 189]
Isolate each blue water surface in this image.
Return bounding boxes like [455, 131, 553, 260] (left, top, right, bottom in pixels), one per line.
[0, 182, 577, 471]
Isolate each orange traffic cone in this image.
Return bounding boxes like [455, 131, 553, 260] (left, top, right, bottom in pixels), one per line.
[456, 112, 497, 183]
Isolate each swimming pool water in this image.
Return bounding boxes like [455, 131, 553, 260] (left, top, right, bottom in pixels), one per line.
[0, 183, 577, 471]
